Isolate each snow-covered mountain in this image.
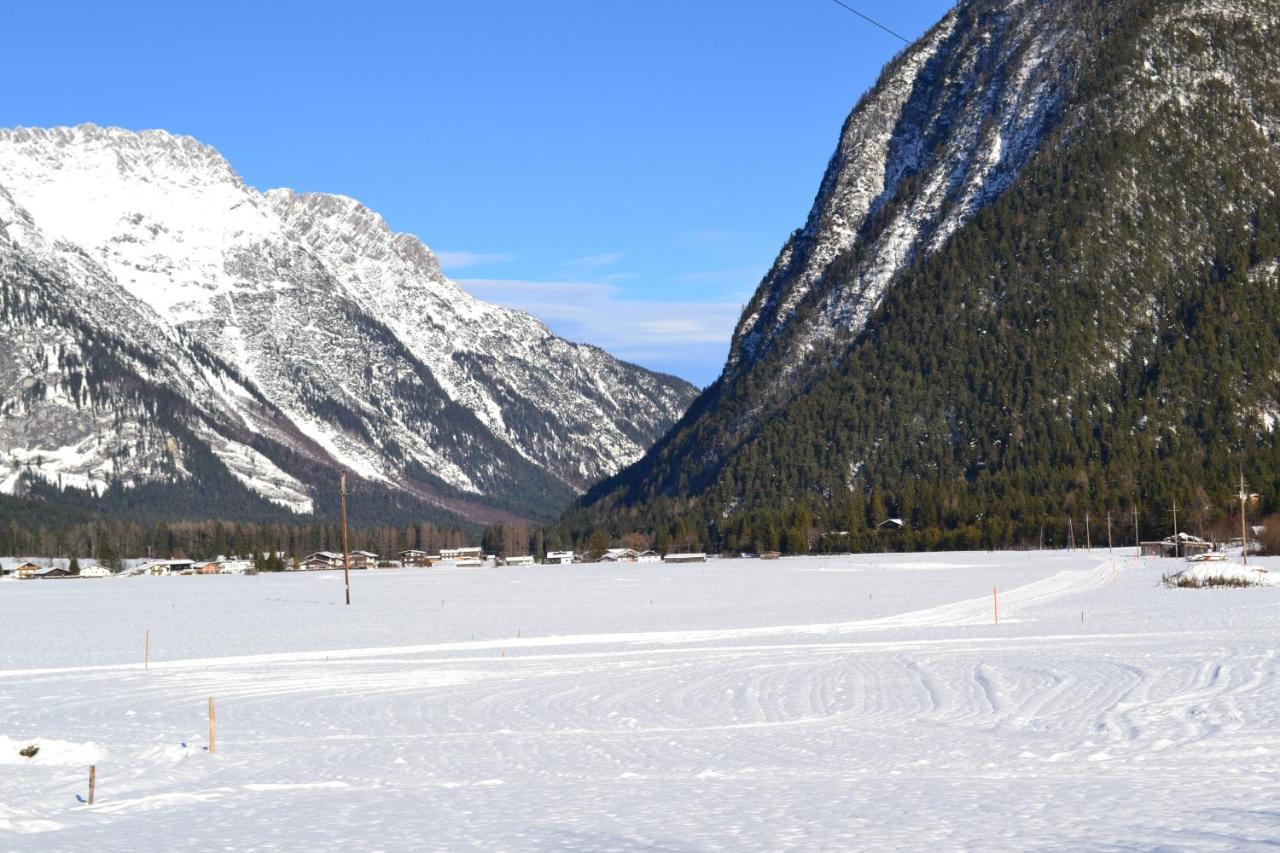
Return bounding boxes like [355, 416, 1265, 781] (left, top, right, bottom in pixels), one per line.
[0, 125, 697, 524]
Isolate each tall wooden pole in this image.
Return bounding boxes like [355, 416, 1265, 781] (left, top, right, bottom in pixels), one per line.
[1171, 500, 1180, 559]
[1106, 512, 1113, 554]
[1238, 471, 1249, 567]
[340, 473, 351, 605]
[1085, 511, 1091, 551]
[1133, 503, 1140, 558]
[88, 764, 96, 805]
[1068, 516, 1075, 550]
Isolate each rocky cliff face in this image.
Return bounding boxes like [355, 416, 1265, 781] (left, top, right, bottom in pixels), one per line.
[0, 125, 698, 525]
[566, 0, 1280, 550]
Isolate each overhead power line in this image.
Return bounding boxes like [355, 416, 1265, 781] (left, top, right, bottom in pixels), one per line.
[829, 0, 911, 44]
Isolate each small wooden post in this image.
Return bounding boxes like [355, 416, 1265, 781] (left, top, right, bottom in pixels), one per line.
[88, 764, 96, 805]
[144, 630, 149, 670]
[208, 697, 216, 754]
[993, 586, 998, 625]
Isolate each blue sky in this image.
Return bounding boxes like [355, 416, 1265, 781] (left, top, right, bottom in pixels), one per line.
[3, 1, 953, 385]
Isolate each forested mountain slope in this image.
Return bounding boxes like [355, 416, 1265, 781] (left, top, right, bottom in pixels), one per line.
[563, 0, 1280, 551]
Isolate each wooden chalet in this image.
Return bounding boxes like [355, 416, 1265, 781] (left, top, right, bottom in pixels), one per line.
[399, 549, 432, 567]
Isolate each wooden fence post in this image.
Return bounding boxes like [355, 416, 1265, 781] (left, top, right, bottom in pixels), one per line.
[88, 765, 96, 805]
[209, 697, 216, 753]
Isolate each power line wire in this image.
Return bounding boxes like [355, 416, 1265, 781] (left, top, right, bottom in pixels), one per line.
[828, 0, 911, 44]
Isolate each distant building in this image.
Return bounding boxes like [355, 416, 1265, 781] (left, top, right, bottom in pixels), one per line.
[663, 553, 707, 564]
[79, 564, 113, 578]
[33, 566, 72, 579]
[545, 550, 574, 565]
[138, 559, 195, 576]
[441, 547, 483, 561]
[636, 550, 662, 563]
[301, 551, 378, 570]
[505, 555, 535, 566]
[0, 558, 42, 577]
[600, 548, 639, 562]
[876, 519, 905, 530]
[1140, 534, 1213, 558]
[399, 549, 432, 567]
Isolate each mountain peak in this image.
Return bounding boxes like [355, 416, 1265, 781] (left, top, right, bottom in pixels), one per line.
[0, 124, 698, 525]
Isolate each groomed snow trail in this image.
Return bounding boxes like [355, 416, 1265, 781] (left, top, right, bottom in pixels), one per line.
[2, 552, 1278, 851]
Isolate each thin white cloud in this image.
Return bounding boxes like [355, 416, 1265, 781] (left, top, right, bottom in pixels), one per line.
[563, 252, 624, 270]
[455, 276, 740, 384]
[436, 251, 515, 270]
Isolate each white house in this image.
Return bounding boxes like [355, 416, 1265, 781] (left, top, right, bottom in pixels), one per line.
[663, 552, 707, 564]
[79, 565, 113, 578]
[441, 547, 483, 560]
[600, 548, 639, 562]
[505, 555, 535, 567]
[545, 550, 574, 565]
[636, 550, 662, 563]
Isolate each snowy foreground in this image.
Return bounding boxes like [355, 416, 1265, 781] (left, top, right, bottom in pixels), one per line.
[3, 552, 1279, 851]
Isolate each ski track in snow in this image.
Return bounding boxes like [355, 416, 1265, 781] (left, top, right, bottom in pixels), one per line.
[2, 552, 1278, 851]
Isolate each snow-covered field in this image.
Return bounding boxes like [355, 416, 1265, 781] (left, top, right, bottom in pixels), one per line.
[3, 551, 1278, 851]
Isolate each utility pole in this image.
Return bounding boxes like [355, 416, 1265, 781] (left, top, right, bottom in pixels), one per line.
[1085, 511, 1092, 551]
[1106, 512, 1113, 554]
[340, 473, 351, 605]
[1171, 500, 1180, 559]
[1238, 470, 1250, 567]
[1068, 516, 1075, 550]
[1133, 503, 1140, 558]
